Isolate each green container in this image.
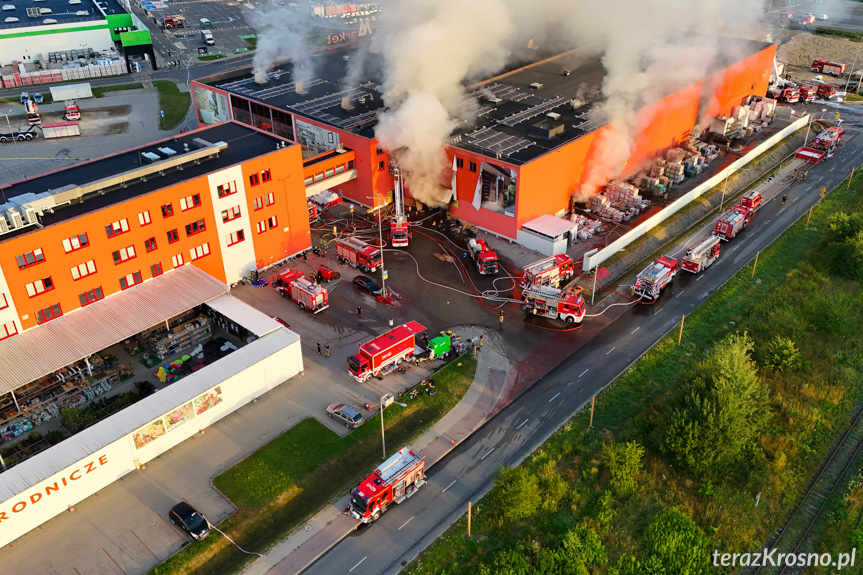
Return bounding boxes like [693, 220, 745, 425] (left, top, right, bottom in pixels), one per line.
[428, 336, 451, 358]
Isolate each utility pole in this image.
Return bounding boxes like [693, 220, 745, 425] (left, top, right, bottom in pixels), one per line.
[589, 395, 595, 428]
[849, 166, 856, 190]
[467, 502, 472, 538]
[678, 314, 685, 345]
[806, 206, 814, 229]
[591, 266, 598, 305]
[845, 37, 863, 94]
[752, 251, 760, 278]
[380, 396, 386, 461]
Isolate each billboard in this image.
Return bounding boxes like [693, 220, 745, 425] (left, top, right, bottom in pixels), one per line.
[195, 86, 230, 125]
[295, 118, 340, 159]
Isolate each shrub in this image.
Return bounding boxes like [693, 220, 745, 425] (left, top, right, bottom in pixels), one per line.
[601, 441, 645, 496]
[492, 466, 541, 523]
[763, 335, 802, 372]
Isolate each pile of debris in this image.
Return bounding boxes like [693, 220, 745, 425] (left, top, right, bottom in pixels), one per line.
[572, 214, 602, 241]
[707, 96, 775, 141]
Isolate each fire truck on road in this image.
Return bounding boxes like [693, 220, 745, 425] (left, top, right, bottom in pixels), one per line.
[714, 206, 752, 240]
[349, 446, 426, 523]
[522, 285, 586, 324]
[337, 237, 383, 273]
[796, 126, 844, 162]
[520, 255, 575, 288]
[277, 270, 328, 313]
[682, 236, 722, 273]
[632, 256, 679, 300]
[467, 238, 499, 275]
[348, 321, 425, 382]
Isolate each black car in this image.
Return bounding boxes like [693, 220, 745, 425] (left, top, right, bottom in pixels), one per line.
[169, 501, 211, 541]
[353, 275, 382, 296]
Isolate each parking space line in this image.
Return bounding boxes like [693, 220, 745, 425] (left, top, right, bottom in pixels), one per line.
[131, 530, 159, 561]
[398, 516, 414, 531]
[481, 448, 495, 460]
[103, 549, 127, 575]
[549, 392, 560, 403]
[350, 556, 367, 572]
[579, 369, 589, 378]
[442, 480, 456, 493]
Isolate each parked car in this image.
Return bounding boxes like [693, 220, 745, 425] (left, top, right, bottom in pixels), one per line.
[326, 402, 365, 428]
[169, 502, 211, 541]
[352, 275, 382, 296]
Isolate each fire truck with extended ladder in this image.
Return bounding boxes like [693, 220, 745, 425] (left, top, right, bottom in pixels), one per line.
[349, 446, 426, 523]
[348, 321, 425, 382]
[276, 269, 329, 313]
[632, 255, 679, 300]
[681, 236, 722, 273]
[389, 165, 411, 247]
[467, 238, 499, 275]
[336, 237, 383, 273]
[522, 284, 586, 324]
[520, 254, 575, 288]
[796, 126, 844, 163]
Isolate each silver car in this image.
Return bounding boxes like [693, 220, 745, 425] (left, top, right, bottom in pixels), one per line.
[326, 403, 365, 428]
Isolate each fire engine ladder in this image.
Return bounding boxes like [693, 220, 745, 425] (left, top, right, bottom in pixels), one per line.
[391, 165, 407, 224]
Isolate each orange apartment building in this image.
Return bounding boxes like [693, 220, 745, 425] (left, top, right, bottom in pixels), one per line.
[0, 121, 311, 339]
[192, 37, 776, 243]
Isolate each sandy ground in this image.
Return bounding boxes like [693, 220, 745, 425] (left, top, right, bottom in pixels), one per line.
[777, 30, 863, 80]
[37, 106, 131, 136]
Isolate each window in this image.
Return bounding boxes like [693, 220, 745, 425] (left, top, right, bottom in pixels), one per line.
[335, 164, 345, 175]
[111, 245, 136, 264]
[347, 160, 355, 170]
[36, 303, 63, 324]
[226, 229, 245, 246]
[314, 172, 324, 183]
[376, 147, 383, 155]
[249, 173, 260, 187]
[222, 205, 241, 222]
[261, 168, 271, 182]
[456, 158, 464, 169]
[71, 260, 97, 280]
[160, 203, 174, 218]
[185, 218, 206, 236]
[151, 262, 163, 277]
[469, 161, 477, 172]
[0, 321, 17, 341]
[325, 168, 335, 179]
[189, 243, 211, 261]
[377, 161, 385, 171]
[138, 210, 152, 226]
[172, 254, 185, 268]
[256, 220, 266, 234]
[217, 181, 237, 198]
[62, 233, 89, 253]
[16, 248, 45, 269]
[267, 215, 278, 229]
[253, 197, 264, 211]
[119, 271, 143, 290]
[167, 229, 179, 244]
[145, 237, 158, 252]
[265, 192, 275, 206]
[304, 176, 314, 186]
[78, 286, 104, 307]
[179, 193, 201, 211]
[0, 293, 8, 310]
[25, 276, 54, 297]
[105, 218, 130, 237]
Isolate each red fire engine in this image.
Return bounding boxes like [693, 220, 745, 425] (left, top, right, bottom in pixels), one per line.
[63, 100, 80, 121]
[337, 237, 383, 273]
[522, 285, 586, 324]
[349, 446, 426, 523]
[796, 84, 816, 103]
[796, 126, 844, 162]
[714, 206, 752, 240]
[811, 60, 846, 76]
[277, 270, 328, 313]
[24, 100, 41, 125]
[520, 255, 575, 289]
[632, 256, 679, 300]
[467, 238, 498, 275]
[767, 86, 800, 104]
[348, 321, 425, 382]
[390, 165, 411, 247]
[738, 190, 763, 213]
[682, 236, 722, 273]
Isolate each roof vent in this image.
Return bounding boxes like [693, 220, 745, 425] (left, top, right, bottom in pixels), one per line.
[546, 112, 561, 121]
[295, 81, 308, 95]
[530, 82, 543, 90]
[341, 96, 354, 110]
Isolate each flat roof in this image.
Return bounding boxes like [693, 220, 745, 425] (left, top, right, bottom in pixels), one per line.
[0, 265, 229, 395]
[522, 214, 577, 239]
[0, 122, 287, 241]
[205, 294, 283, 338]
[0, 0, 123, 30]
[203, 36, 771, 165]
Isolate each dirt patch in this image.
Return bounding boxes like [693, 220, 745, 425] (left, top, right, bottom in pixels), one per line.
[777, 30, 863, 80]
[36, 105, 131, 137]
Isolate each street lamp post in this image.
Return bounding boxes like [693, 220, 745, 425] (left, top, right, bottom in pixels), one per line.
[380, 395, 407, 461]
[2, 111, 20, 153]
[720, 172, 730, 212]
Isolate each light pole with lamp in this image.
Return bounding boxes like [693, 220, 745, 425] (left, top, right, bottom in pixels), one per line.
[2, 111, 20, 153]
[380, 395, 407, 460]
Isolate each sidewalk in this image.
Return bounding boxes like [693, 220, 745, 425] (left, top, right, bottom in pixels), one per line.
[241, 327, 513, 575]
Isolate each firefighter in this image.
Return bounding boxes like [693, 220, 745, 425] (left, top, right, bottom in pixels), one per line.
[479, 334, 484, 350]
[499, 310, 504, 327]
[317, 342, 322, 355]
[325, 343, 330, 358]
[803, 170, 808, 181]
[782, 194, 787, 205]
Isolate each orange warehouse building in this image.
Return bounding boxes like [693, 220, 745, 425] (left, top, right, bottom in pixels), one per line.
[192, 38, 776, 242]
[0, 122, 310, 337]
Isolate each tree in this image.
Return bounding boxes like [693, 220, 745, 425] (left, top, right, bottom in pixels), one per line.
[601, 441, 645, 496]
[643, 508, 710, 575]
[492, 465, 541, 523]
[536, 460, 568, 511]
[663, 332, 768, 475]
[763, 335, 801, 372]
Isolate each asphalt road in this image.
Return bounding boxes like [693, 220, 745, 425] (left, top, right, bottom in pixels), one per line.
[300, 132, 863, 575]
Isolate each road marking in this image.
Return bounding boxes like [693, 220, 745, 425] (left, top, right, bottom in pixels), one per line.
[730, 246, 739, 253]
[579, 368, 589, 378]
[605, 347, 615, 355]
[675, 290, 684, 298]
[549, 392, 560, 403]
[481, 447, 495, 460]
[654, 307, 663, 315]
[631, 326, 640, 334]
[765, 219, 771, 225]
[398, 516, 414, 531]
[696, 275, 703, 281]
[517, 418, 529, 429]
[442, 480, 456, 493]
[349, 557, 367, 572]
[779, 208, 786, 214]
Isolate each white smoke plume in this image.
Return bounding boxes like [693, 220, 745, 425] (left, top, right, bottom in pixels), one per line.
[250, 4, 315, 85]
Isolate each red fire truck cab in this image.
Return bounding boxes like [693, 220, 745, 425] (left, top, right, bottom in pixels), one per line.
[337, 237, 383, 273]
[714, 206, 752, 240]
[349, 446, 426, 523]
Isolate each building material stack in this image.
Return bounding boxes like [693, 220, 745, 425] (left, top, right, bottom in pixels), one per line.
[588, 194, 626, 222]
[573, 214, 602, 241]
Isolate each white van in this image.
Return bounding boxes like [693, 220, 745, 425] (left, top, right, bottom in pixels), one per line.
[201, 30, 214, 45]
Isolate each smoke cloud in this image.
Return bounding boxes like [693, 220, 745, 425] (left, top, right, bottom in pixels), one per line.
[249, 4, 315, 85]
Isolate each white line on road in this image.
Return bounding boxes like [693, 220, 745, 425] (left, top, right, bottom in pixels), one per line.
[765, 219, 771, 225]
[517, 418, 529, 430]
[696, 275, 703, 281]
[549, 392, 560, 403]
[442, 480, 456, 493]
[579, 369, 589, 378]
[398, 516, 414, 531]
[481, 448, 495, 460]
[631, 326, 640, 334]
[349, 557, 367, 572]
[675, 290, 684, 298]
[730, 246, 739, 253]
[654, 307, 663, 315]
[779, 208, 786, 214]
[605, 347, 615, 355]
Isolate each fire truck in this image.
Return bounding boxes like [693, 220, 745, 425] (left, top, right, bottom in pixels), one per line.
[812, 60, 846, 76]
[23, 100, 41, 125]
[389, 165, 411, 247]
[522, 285, 586, 324]
[467, 238, 498, 275]
[349, 446, 426, 523]
[714, 206, 752, 240]
[63, 100, 81, 121]
[161, 14, 186, 28]
[348, 321, 425, 382]
[632, 256, 679, 300]
[277, 270, 329, 313]
[681, 236, 722, 273]
[336, 237, 383, 273]
[796, 126, 844, 162]
[520, 254, 575, 288]
[796, 84, 816, 103]
[738, 189, 763, 213]
[766, 86, 800, 104]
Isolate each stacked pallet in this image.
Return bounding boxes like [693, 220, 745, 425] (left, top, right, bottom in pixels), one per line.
[574, 215, 602, 241]
[588, 195, 626, 222]
[665, 148, 687, 164]
[649, 158, 667, 178]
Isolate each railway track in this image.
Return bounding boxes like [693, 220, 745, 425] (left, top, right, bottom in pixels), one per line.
[745, 407, 863, 575]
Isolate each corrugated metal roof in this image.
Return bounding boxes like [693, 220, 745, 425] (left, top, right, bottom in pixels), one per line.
[522, 214, 577, 239]
[205, 293, 282, 337]
[0, 266, 228, 396]
[0, 328, 301, 502]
